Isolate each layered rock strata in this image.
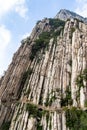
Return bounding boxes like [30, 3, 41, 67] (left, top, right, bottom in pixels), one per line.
[0, 18, 87, 130]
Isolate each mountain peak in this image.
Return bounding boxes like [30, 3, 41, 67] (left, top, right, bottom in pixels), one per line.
[55, 9, 87, 23]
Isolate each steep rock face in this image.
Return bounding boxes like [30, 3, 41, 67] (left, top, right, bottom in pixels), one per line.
[0, 16, 87, 130]
[0, 18, 51, 127]
[71, 23, 87, 107]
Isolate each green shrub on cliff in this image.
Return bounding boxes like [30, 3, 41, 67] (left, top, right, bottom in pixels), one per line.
[66, 108, 87, 130]
[1, 122, 11, 130]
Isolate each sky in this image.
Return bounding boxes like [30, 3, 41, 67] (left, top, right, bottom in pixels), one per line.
[0, 0, 87, 76]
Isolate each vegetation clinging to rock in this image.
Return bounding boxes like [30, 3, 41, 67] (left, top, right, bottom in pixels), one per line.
[49, 18, 65, 29]
[61, 87, 73, 107]
[75, 69, 87, 92]
[66, 107, 87, 130]
[30, 19, 65, 61]
[30, 32, 51, 60]
[21, 68, 33, 86]
[1, 121, 11, 130]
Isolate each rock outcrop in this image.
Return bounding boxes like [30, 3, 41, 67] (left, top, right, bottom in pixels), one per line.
[55, 9, 87, 23]
[0, 10, 87, 130]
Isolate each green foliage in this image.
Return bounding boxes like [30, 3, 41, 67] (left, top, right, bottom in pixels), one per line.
[66, 107, 82, 129]
[36, 20, 41, 25]
[37, 125, 43, 130]
[49, 18, 65, 29]
[16, 102, 20, 107]
[82, 69, 87, 81]
[49, 116, 52, 129]
[75, 69, 87, 101]
[26, 103, 38, 117]
[21, 71, 28, 85]
[30, 32, 50, 60]
[39, 32, 51, 40]
[21, 38, 30, 46]
[61, 87, 73, 107]
[46, 112, 49, 124]
[45, 93, 49, 106]
[85, 100, 87, 107]
[49, 18, 65, 38]
[76, 69, 87, 90]
[66, 108, 87, 130]
[30, 19, 65, 61]
[17, 68, 32, 99]
[69, 27, 75, 41]
[26, 103, 45, 118]
[71, 27, 75, 33]
[1, 122, 11, 130]
[67, 19, 70, 21]
[21, 68, 33, 85]
[21, 39, 25, 46]
[26, 103, 46, 130]
[45, 91, 56, 106]
[49, 94, 56, 106]
[76, 75, 84, 89]
[52, 29, 63, 38]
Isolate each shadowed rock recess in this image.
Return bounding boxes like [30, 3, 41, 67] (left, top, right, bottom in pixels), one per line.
[1, 10, 87, 130]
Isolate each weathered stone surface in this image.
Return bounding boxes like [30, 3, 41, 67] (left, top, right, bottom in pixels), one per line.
[0, 13, 87, 130]
[55, 9, 87, 23]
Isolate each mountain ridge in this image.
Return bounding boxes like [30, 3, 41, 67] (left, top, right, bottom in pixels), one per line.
[55, 9, 87, 23]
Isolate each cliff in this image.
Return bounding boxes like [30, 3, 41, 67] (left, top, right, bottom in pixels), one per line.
[0, 10, 87, 130]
